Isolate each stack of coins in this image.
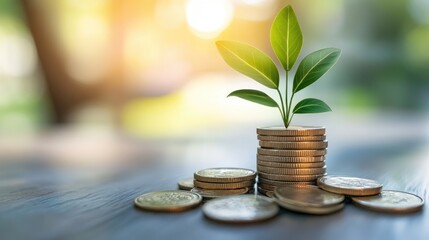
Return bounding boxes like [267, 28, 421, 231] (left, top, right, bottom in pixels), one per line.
[191, 168, 256, 200]
[256, 126, 328, 196]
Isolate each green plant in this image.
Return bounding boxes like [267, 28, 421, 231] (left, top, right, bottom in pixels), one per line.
[216, 5, 341, 128]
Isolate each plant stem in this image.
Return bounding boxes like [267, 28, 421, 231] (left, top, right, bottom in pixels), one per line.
[285, 70, 289, 128]
[276, 88, 287, 127]
[286, 93, 295, 127]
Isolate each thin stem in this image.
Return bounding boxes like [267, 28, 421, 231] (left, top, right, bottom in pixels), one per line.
[287, 113, 295, 126]
[285, 70, 289, 124]
[276, 88, 287, 127]
[277, 106, 287, 127]
[286, 93, 295, 127]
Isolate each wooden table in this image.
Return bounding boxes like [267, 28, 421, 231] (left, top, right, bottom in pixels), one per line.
[0, 118, 428, 240]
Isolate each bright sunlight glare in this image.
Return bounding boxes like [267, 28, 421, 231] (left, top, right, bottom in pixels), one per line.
[185, 0, 234, 39]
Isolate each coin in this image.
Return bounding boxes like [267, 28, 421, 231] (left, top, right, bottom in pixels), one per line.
[257, 126, 325, 136]
[258, 172, 325, 181]
[274, 198, 344, 215]
[194, 168, 256, 183]
[274, 185, 344, 208]
[177, 178, 194, 190]
[257, 165, 327, 175]
[193, 179, 255, 190]
[257, 154, 325, 163]
[134, 190, 202, 212]
[259, 141, 328, 150]
[258, 177, 316, 186]
[257, 187, 274, 197]
[317, 176, 382, 196]
[202, 195, 279, 222]
[351, 190, 424, 213]
[258, 182, 315, 191]
[257, 160, 325, 168]
[257, 135, 326, 142]
[190, 187, 248, 199]
[258, 148, 327, 157]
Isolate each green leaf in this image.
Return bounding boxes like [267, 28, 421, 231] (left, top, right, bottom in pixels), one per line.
[293, 98, 332, 114]
[216, 41, 279, 89]
[270, 5, 303, 71]
[293, 48, 341, 93]
[228, 89, 278, 108]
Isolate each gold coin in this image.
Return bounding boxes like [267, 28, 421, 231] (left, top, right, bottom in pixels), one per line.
[194, 168, 256, 183]
[257, 126, 325, 136]
[257, 154, 325, 163]
[202, 195, 279, 222]
[258, 187, 274, 198]
[257, 166, 326, 175]
[134, 190, 202, 212]
[258, 177, 316, 186]
[177, 178, 194, 190]
[190, 187, 248, 199]
[259, 141, 328, 150]
[193, 180, 255, 190]
[257, 135, 326, 142]
[351, 190, 424, 213]
[258, 172, 326, 181]
[274, 185, 344, 208]
[317, 176, 382, 196]
[258, 182, 315, 191]
[257, 160, 325, 168]
[258, 148, 327, 157]
[274, 198, 344, 215]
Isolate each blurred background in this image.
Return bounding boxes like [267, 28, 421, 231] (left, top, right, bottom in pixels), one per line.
[0, 0, 428, 164]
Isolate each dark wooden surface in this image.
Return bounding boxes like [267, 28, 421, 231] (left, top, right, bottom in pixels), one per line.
[0, 119, 428, 240]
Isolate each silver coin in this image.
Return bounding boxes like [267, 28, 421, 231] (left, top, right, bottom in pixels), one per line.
[202, 195, 279, 222]
[274, 185, 344, 208]
[274, 197, 345, 215]
[351, 190, 424, 213]
[134, 190, 202, 212]
[177, 178, 194, 190]
[194, 167, 256, 183]
[318, 176, 382, 196]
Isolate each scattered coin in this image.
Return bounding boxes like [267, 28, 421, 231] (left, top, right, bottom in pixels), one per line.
[258, 172, 325, 182]
[274, 185, 344, 208]
[257, 165, 327, 175]
[257, 187, 274, 197]
[318, 176, 382, 196]
[258, 148, 327, 157]
[257, 135, 326, 142]
[177, 178, 194, 190]
[257, 126, 325, 136]
[190, 187, 249, 199]
[194, 168, 256, 183]
[134, 190, 202, 212]
[351, 190, 424, 213]
[259, 141, 328, 150]
[257, 154, 325, 163]
[275, 199, 344, 215]
[257, 160, 326, 168]
[202, 195, 279, 222]
[193, 179, 254, 190]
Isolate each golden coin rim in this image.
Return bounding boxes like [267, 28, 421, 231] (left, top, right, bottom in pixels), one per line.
[257, 154, 325, 163]
[317, 176, 382, 196]
[257, 166, 327, 175]
[274, 197, 345, 215]
[258, 172, 326, 181]
[258, 177, 317, 186]
[134, 190, 202, 212]
[257, 135, 326, 142]
[257, 160, 326, 168]
[194, 167, 256, 183]
[193, 180, 255, 190]
[259, 140, 328, 150]
[257, 126, 325, 136]
[274, 185, 345, 207]
[190, 187, 249, 199]
[258, 148, 327, 157]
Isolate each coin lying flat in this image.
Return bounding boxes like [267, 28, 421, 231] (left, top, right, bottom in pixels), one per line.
[134, 190, 202, 212]
[257, 126, 325, 136]
[258, 177, 316, 186]
[257, 160, 326, 168]
[257, 154, 325, 163]
[193, 180, 254, 190]
[258, 172, 326, 182]
[351, 190, 424, 213]
[274, 185, 344, 208]
[258, 148, 327, 157]
[259, 141, 328, 150]
[202, 195, 279, 222]
[275, 198, 344, 215]
[257, 135, 326, 142]
[177, 178, 194, 190]
[257, 165, 327, 175]
[194, 168, 256, 183]
[318, 176, 382, 196]
[190, 187, 248, 199]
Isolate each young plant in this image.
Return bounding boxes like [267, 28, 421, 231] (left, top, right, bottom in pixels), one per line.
[216, 5, 341, 128]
